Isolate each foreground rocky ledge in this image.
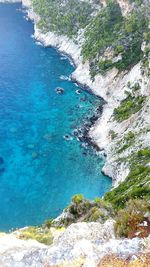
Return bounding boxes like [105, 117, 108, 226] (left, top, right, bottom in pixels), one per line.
[0, 220, 150, 267]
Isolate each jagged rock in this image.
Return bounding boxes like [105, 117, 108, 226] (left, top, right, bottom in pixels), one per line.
[0, 223, 149, 267]
[55, 87, 64, 94]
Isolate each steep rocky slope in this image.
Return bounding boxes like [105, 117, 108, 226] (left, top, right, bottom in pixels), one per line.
[0, 0, 149, 266]
[23, 0, 150, 202]
[0, 221, 150, 267]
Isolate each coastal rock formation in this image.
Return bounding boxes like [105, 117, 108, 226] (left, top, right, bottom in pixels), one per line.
[25, 0, 150, 188]
[0, 0, 149, 266]
[0, 221, 149, 267]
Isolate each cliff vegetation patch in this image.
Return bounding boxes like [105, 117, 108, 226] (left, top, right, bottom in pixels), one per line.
[113, 94, 146, 122]
[32, 0, 96, 38]
[82, 0, 149, 76]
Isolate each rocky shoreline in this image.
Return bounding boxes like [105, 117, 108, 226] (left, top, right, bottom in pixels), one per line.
[1, 0, 147, 187]
[22, 0, 149, 187]
[0, 1, 149, 266]
[1, 0, 150, 188]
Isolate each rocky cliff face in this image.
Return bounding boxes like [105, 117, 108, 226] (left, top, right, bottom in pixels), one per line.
[0, 221, 150, 267]
[23, 0, 150, 188]
[0, 0, 149, 266]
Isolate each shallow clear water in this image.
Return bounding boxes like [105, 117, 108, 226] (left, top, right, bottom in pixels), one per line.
[0, 3, 111, 231]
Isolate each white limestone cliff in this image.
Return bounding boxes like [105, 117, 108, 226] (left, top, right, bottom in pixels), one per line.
[0, 221, 149, 267]
[22, 0, 150, 186]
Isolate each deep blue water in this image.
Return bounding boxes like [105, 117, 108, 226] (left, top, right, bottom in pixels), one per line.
[0, 3, 111, 231]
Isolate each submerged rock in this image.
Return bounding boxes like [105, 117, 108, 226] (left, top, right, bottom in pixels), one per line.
[63, 134, 73, 141]
[0, 157, 4, 165]
[32, 152, 38, 159]
[9, 127, 17, 133]
[75, 89, 81, 94]
[55, 87, 64, 94]
[43, 133, 52, 141]
[60, 75, 70, 81]
[27, 144, 35, 149]
[0, 167, 5, 174]
[80, 97, 87, 102]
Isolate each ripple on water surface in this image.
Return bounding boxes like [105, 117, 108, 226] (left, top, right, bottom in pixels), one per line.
[0, 3, 111, 231]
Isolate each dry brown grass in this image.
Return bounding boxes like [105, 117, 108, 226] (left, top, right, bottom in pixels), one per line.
[98, 253, 150, 267]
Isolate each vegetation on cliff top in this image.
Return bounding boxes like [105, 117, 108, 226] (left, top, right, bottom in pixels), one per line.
[32, 0, 96, 38]
[104, 148, 150, 209]
[33, 0, 149, 76]
[113, 94, 146, 122]
[82, 0, 149, 76]
[51, 194, 150, 238]
[17, 226, 53, 245]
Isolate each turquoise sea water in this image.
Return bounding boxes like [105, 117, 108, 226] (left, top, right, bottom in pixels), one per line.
[0, 3, 111, 231]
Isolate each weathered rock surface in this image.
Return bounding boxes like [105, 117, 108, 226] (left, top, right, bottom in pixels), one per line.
[0, 222, 149, 267]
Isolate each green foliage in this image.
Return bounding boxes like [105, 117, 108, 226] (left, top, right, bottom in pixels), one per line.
[132, 82, 141, 92]
[86, 207, 103, 222]
[18, 226, 53, 245]
[141, 45, 150, 76]
[82, 1, 148, 75]
[113, 94, 146, 122]
[124, 131, 135, 141]
[44, 218, 53, 228]
[32, 0, 149, 75]
[104, 148, 150, 209]
[115, 199, 150, 238]
[98, 59, 113, 73]
[109, 130, 118, 140]
[114, 45, 124, 55]
[72, 194, 84, 204]
[82, 0, 123, 61]
[32, 0, 95, 38]
[57, 195, 114, 226]
[117, 131, 135, 153]
[144, 30, 150, 42]
[129, 0, 143, 5]
[68, 195, 92, 217]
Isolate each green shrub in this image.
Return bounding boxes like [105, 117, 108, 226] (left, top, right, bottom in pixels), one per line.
[109, 130, 118, 140]
[105, 148, 150, 208]
[115, 199, 150, 238]
[68, 195, 92, 217]
[44, 218, 53, 228]
[18, 226, 53, 245]
[82, 2, 148, 75]
[104, 160, 150, 209]
[82, 0, 123, 61]
[86, 207, 103, 222]
[113, 95, 146, 122]
[72, 194, 84, 204]
[117, 131, 135, 153]
[114, 45, 124, 55]
[32, 0, 95, 38]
